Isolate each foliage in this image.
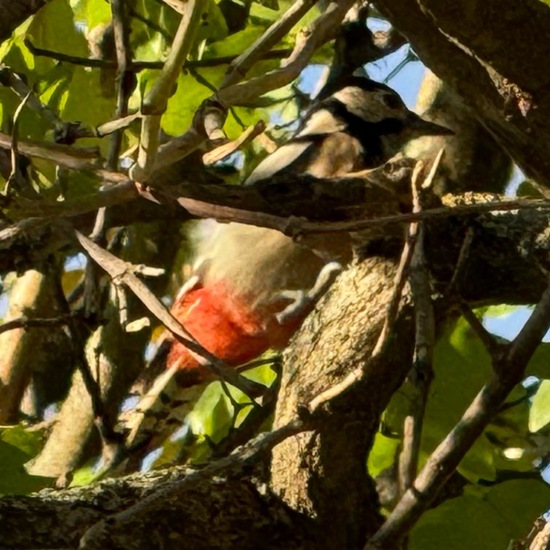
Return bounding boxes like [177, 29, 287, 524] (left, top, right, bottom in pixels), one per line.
[0, 0, 549, 548]
[0, 427, 52, 495]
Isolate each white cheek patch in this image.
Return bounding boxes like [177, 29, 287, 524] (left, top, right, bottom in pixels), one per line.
[332, 86, 389, 123]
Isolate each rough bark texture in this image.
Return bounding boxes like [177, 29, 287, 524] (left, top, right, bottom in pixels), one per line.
[0, 0, 47, 43]
[269, 204, 550, 548]
[271, 256, 414, 548]
[2, 206, 550, 548]
[2, 2, 550, 548]
[0, 468, 306, 550]
[377, 0, 550, 190]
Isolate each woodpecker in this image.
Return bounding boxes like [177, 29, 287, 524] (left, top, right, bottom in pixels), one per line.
[123, 77, 451, 460]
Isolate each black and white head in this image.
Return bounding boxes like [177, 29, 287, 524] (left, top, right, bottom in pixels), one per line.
[245, 76, 451, 185]
[315, 76, 453, 163]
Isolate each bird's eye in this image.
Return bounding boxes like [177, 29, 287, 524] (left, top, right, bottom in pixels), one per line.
[381, 94, 403, 110]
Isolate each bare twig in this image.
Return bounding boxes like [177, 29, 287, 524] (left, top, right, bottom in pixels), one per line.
[25, 39, 292, 71]
[221, 0, 321, 89]
[133, 0, 203, 180]
[365, 275, 550, 549]
[447, 226, 475, 292]
[460, 303, 503, 357]
[72, 229, 264, 398]
[89, 0, 134, 244]
[202, 121, 266, 166]
[159, 0, 186, 13]
[152, 0, 354, 170]
[398, 159, 438, 495]
[217, 0, 355, 108]
[5, 91, 32, 197]
[0, 313, 76, 335]
[0, 131, 99, 169]
[108, 0, 133, 169]
[528, 518, 550, 550]
[0, 65, 60, 128]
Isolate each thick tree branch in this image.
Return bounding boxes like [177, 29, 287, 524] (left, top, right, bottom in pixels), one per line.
[0, 0, 47, 43]
[376, 0, 550, 190]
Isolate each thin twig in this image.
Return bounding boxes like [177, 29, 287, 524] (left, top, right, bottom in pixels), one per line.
[365, 274, 550, 549]
[152, 0, 354, 170]
[108, 0, 133, 169]
[0, 131, 99, 169]
[460, 303, 503, 357]
[89, 0, 134, 243]
[217, 0, 355, 108]
[0, 65, 60, 128]
[25, 39, 292, 71]
[0, 313, 76, 335]
[202, 121, 266, 166]
[221, 0, 321, 89]
[398, 158, 438, 496]
[134, 0, 203, 180]
[5, 91, 32, 197]
[72, 228, 264, 398]
[447, 226, 475, 292]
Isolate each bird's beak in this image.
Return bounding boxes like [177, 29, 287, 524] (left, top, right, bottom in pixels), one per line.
[407, 113, 454, 136]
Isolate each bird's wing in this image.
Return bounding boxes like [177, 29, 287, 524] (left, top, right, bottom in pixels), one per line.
[244, 140, 311, 185]
[245, 107, 347, 185]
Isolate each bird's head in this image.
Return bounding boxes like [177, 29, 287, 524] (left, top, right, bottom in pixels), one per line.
[318, 77, 453, 165]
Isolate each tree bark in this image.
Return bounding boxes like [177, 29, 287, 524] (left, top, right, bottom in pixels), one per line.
[377, 0, 550, 190]
[0, 0, 47, 43]
[1, 204, 550, 548]
[271, 256, 414, 548]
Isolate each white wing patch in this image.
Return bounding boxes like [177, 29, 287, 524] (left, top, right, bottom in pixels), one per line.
[244, 141, 311, 185]
[245, 108, 346, 185]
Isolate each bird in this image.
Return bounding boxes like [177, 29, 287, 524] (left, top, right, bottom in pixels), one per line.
[121, 76, 452, 463]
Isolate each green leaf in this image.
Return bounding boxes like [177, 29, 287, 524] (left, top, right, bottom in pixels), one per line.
[367, 432, 399, 478]
[527, 343, 550, 378]
[1, 425, 44, 457]
[188, 382, 233, 441]
[410, 495, 512, 550]
[162, 68, 226, 136]
[70, 0, 112, 29]
[529, 379, 550, 432]
[60, 65, 116, 128]
[27, 0, 88, 65]
[69, 460, 100, 487]
[0, 441, 52, 495]
[483, 479, 550, 539]
[195, 0, 229, 45]
[423, 317, 497, 481]
[204, 26, 265, 59]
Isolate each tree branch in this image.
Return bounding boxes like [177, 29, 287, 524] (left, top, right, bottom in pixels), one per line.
[366, 275, 550, 548]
